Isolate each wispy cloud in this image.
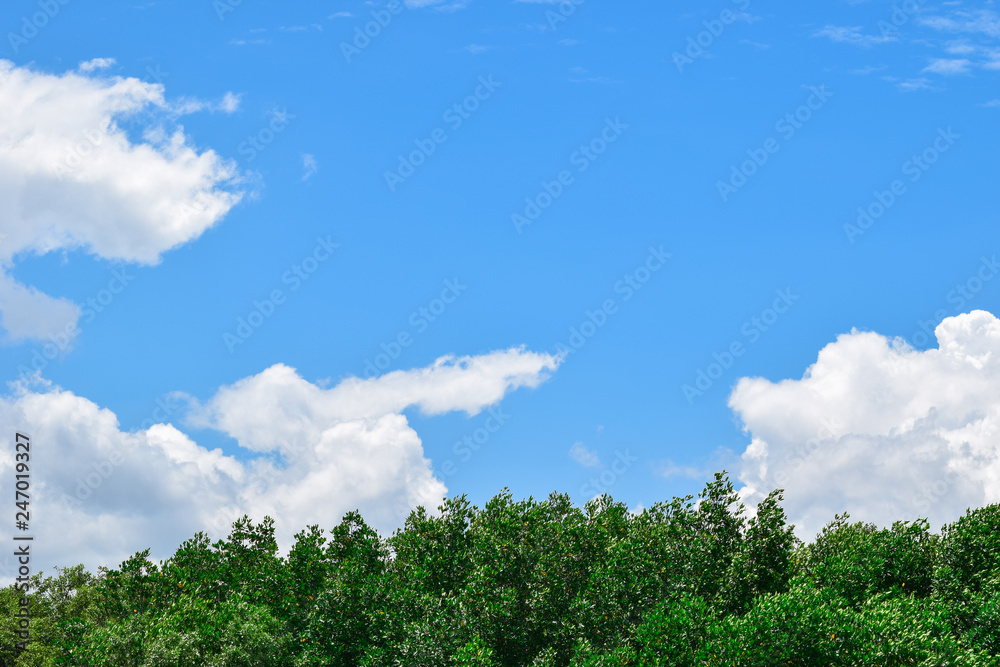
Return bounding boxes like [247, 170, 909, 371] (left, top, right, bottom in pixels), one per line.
[657, 461, 705, 481]
[280, 24, 323, 33]
[78, 58, 116, 72]
[944, 40, 977, 55]
[567, 66, 621, 84]
[173, 91, 242, 114]
[890, 76, 936, 92]
[923, 57, 972, 75]
[814, 24, 897, 48]
[569, 442, 601, 468]
[405, 0, 472, 11]
[851, 64, 887, 75]
[301, 154, 318, 181]
[920, 9, 1000, 38]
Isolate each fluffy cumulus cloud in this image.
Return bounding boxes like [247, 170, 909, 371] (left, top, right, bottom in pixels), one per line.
[0, 348, 559, 580]
[0, 60, 242, 343]
[732, 310, 1000, 540]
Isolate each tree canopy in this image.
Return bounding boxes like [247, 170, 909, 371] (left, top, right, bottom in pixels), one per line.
[3, 471, 999, 666]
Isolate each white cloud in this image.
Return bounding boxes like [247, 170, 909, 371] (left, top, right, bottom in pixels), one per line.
[0, 61, 242, 344]
[919, 9, 1000, 72]
[189, 348, 561, 437]
[569, 442, 600, 468]
[172, 91, 243, 114]
[891, 76, 936, 92]
[0, 348, 560, 580]
[219, 91, 241, 113]
[78, 58, 116, 72]
[944, 40, 977, 55]
[923, 57, 972, 75]
[851, 64, 888, 75]
[0, 274, 80, 343]
[657, 461, 704, 480]
[731, 310, 1000, 541]
[920, 9, 1000, 38]
[463, 44, 493, 54]
[404, 0, 471, 10]
[301, 153, 318, 181]
[814, 24, 897, 48]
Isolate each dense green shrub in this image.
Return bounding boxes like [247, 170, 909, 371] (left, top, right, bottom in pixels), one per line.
[2, 472, 999, 666]
[797, 514, 936, 606]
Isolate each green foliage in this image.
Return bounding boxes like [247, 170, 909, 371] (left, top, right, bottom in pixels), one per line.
[798, 513, 936, 606]
[632, 592, 712, 666]
[936, 504, 1000, 599]
[296, 511, 391, 666]
[2, 473, 999, 666]
[705, 584, 852, 666]
[963, 572, 1000, 656]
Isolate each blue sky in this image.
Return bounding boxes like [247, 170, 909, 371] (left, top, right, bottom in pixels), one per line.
[1, 0, 999, 571]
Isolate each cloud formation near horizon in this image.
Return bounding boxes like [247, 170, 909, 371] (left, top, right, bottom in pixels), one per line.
[0, 348, 560, 580]
[733, 310, 1000, 540]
